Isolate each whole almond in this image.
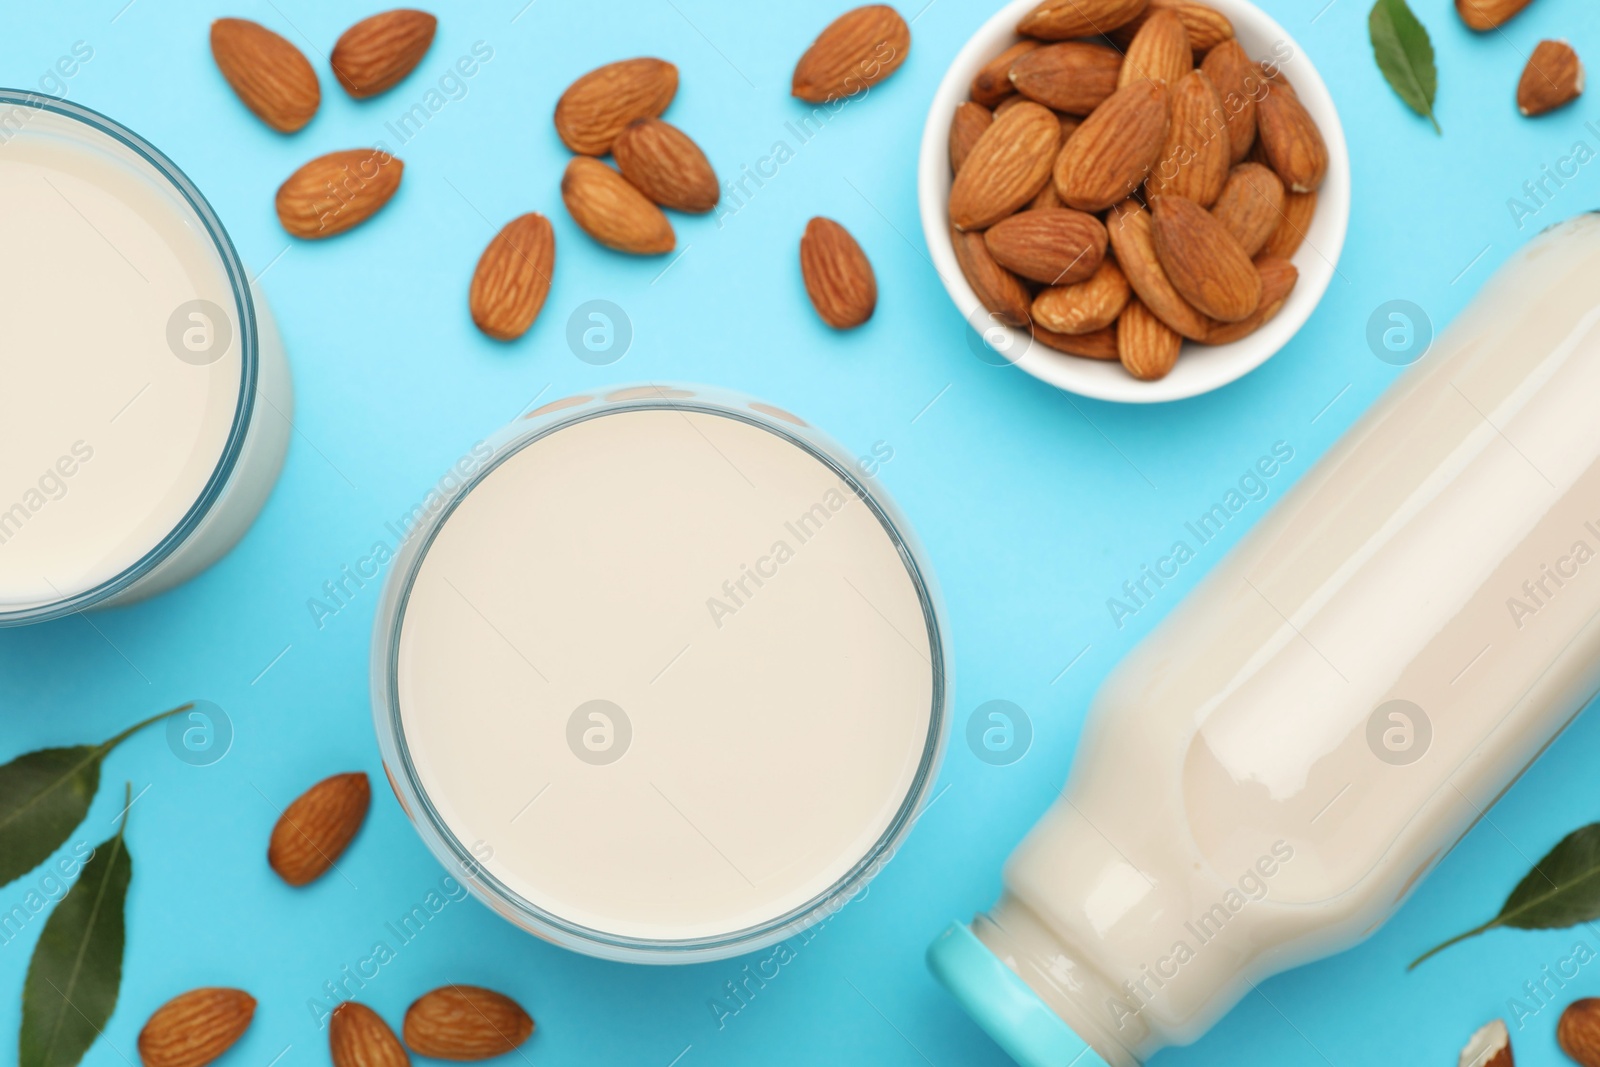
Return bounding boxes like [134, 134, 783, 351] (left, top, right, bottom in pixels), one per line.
[469, 213, 555, 342]
[951, 225, 1032, 327]
[984, 208, 1106, 285]
[1146, 69, 1229, 205]
[1036, 323, 1119, 360]
[949, 101, 1061, 230]
[792, 5, 910, 103]
[561, 157, 675, 255]
[613, 118, 719, 213]
[1032, 259, 1130, 334]
[1111, 0, 1234, 52]
[1008, 42, 1123, 115]
[1150, 195, 1261, 322]
[1519, 40, 1584, 116]
[330, 1002, 408, 1067]
[801, 218, 876, 329]
[1118, 8, 1191, 90]
[1262, 188, 1316, 258]
[1201, 39, 1259, 163]
[950, 101, 994, 173]
[1105, 198, 1209, 339]
[1211, 163, 1284, 256]
[1118, 298, 1182, 380]
[275, 149, 403, 239]
[1256, 84, 1328, 193]
[554, 58, 678, 155]
[971, 40, 1039, 107]
[1559, 999, 1600, 1067]
[1052, 80, 1169, 212]
[1201, 256, 1296, 344]
[268, 771, 371, 884]
[210, 19, 320, 133]
[1018, 0, 1148, 41]
[138, 988, 256, 1067]
[403, 986, 534, 1060]
[1457, 0, 1534, 31]
[331, 9, 436, 98]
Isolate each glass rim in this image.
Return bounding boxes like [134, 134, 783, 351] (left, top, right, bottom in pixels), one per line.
[0, 88, 258, 625]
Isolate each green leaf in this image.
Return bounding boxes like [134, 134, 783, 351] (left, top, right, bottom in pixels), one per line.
[0, 705, 188, 888]
[20, 784, 134, 1067]
[1369, 0, 1441, 134]
[1410, 823, 1600, 968]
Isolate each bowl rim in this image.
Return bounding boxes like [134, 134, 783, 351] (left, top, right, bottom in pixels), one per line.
[916, 0, 1351, 404]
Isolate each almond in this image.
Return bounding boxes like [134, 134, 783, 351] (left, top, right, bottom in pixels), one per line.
[1029, 177, 1065, 210]
[950, 101, 994, 173]
[1200, 39, 1259, 163]
[330, 9, 436, 98]
[1150, 195, 1260, 321]
[268, 771, 371, 884]
[1146, 69, 1229, 206]
[1211, 162, 1284, 256]
[1111, 0, 1234, 53]
[1457, 0, 1535, 31]
[1201, 255, 1296, 344]
[951, 225, 1032, 327]
[275, 149, 403, 239]
[950, 101, 1061, 229]
[330, 1002, 408, 1067]
[209, 19, 320, 133]
[1053, 80, 1168, 212]
[1560, 999, 1600, 1067]
[791, 5, 910, 103]
[1118, 297, 1181, 380]
[1262, 187, 1316, 258]
[1008, 42, 1123, 115]
[1018, 0, 1148, 41]
[994, 94, 1030, 117]
[1032, 259, 1130, 334]
[1105, 198, 1209, 339]
[554, 58, 678, 156]
[971, 40, 1039, 107]
[801, 218, 876, 329]
[1518, 40, 1584, 116]
[1459, 1018, 1514, 1067]
[613, 118, 719, 212]
[1256, 83, 1327, 192]
[1118, 8, 1191, 90]
[138, 988, 256, 1067]
[1036, 323, 1118, 360]
[469, 213, 555, 342]
[984, 208, 1106, 284]
[561, 157, 675, 255]
[403, 985, 534, 1060]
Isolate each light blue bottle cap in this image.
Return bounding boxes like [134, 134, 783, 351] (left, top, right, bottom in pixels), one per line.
[927, 922, 1111, 1067]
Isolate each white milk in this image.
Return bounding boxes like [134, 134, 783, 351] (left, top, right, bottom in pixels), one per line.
[930, 213, 1600, 1066]
[374, 391, 945, 961]
[0, 95, 289, 624]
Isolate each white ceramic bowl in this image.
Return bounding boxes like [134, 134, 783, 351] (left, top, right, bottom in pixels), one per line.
[918, 0, 1350, 403]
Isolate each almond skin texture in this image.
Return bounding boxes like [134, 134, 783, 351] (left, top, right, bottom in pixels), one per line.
[1211, 162, 1284, 256]
[1519, 40, 1584, 116]
[561, 157, 675, 255]
[1146, 69, 1229, 206]
[1105, 198, 1209, 339]
[1559, 998, 1600, 1067]
[792, 5, 910, 103]
[949, 101, 993, 173]
[971, 40, 1038, 106]
[984, 208, 1106, 285]
[403, 986, 534, 1061]
[1018, 0, 1148, 41]
[1036, 323, 1118, 359]
[1150, 195, 1261, 322]
[1457, 0, 1534, 31]
[469, 213, 555, 342]
[210, 19, 320, 133]
[1029, 172, 1066, 209]
[138, 988, 256, 1067]
[1111, 0, 1234, 52]
[1032, 259, 1130, 334]
[268, 772, 371, 884]
[1256, 83, 1328, 192]
[949, 100, 1061, 230]
[330, 1002, 408, 1067]
[554, 58, 678, 155]
[613, 118, 719, 212]
[275, 149, 403, 239]
[800, 218, 876, 329]
[1053, 80, 1169, 212]
[951, 225, 1032, 327]
[1262, 187, 1316, 258]
[1118, 8, 1191, 90]
[1118, 297, 1181, 380]
[1201, 256, 1296, 344]
[1201, 40, 1260, 163]
[331, 9, 436, 98]
[1008, 42, 1123, 115]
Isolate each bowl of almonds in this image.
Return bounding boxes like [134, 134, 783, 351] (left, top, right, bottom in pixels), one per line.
[919, 0, 1350, 402]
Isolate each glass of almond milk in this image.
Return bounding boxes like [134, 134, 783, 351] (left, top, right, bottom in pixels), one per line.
[0, 91, 290, 625]
[372, 386, 948, 962]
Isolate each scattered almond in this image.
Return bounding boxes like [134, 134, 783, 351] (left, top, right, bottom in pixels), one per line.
[554, 58, 678, 156]
[1008, 42, 1123, 116]
[1561, 999, 1600, 1067]
[330, 1002, 408, 1067]
[209, 18, 320, 133]
[1052, 79, 1169, 212]
[1150, 195, 1260, 322]
[971, 40, 1038, 106]
[1032, 259, 1130, 334]
[469, 213, 555, 342]
[800, 217, 877, 329]
[331, 9, 436, 98]
[951, 225, 1032, 327]
[138, 988, 256, 1067]
[1118, 8, 1191, 90]
[1146, 69, 1229, 205]
[1262, 188, 1316, 259]
[1257, 83, 1327, 192]
[275, 149, 403, 239]
[984, 208, 1106, 285]
[950, 101, 993, 173]
[268, 771, 371, 884]
[1105, 198, 1209, 339]
[561, 156, 675, 255]
[1200, 39, 1259, 163]
[1017, 0, 1149, 41]
[1201, 256, 1296, 344]
[791, 4, 910, 103]
[949, 100, 1061, 229]
[612, 118, 719, 213]
[1036, 323, 1119, 360]
[403, 985, 534, 1060]
[1118, 297, 1181, 379]
[1111, 0, 1234, 52]
[1459, 1017, 1515, 1067]
[1211, 162, 1284, 256]
[1518, 40, 1583, 117]
[1457, 0, 1535, 31]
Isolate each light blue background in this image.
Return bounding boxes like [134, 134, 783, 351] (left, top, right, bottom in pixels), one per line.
[3, 0, 1600, 1064]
